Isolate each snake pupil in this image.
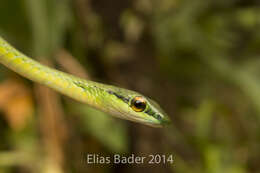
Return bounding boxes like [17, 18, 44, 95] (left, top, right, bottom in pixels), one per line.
[131, 96, 146, 112]
[134, 100, 145, 108]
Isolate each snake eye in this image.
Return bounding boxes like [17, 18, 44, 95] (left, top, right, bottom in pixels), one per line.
[131, 96, 147, 112]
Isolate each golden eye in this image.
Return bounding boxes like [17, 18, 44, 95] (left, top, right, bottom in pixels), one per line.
[131, 96, 147, 112]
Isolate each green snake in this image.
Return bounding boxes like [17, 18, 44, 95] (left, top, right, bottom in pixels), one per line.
[0, 36, 170, 127]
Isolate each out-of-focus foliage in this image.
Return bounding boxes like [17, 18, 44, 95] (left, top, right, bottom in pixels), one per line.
[0, 0, 260, 172]
[0, 79, 33, 130]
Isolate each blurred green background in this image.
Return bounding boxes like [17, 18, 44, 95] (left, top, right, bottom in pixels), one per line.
[0, 0, 260, 172]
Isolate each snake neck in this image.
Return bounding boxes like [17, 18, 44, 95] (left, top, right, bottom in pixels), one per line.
[0, 37, 110, 107]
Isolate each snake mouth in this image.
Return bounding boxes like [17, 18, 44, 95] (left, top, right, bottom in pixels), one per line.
[125, 113, 171, 128]
[143, 117, 171, 128]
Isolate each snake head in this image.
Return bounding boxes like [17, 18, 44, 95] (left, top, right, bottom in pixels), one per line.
[106, 88, 171, 127]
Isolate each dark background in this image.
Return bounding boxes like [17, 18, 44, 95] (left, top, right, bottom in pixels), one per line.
[0, 0, 260, 172]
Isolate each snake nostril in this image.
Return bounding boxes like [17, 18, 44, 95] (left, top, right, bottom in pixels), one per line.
[156, 114, 162, 120]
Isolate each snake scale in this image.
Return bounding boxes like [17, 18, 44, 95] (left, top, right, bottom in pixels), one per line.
[0, 36, 170, 127]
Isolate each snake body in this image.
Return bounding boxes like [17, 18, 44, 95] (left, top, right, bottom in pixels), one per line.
[0, 36, 170, 127]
